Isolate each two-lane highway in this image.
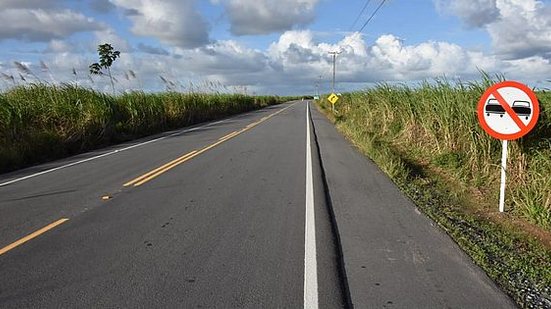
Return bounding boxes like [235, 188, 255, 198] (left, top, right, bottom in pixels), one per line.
[0, 100, 516, 308]
[0, 102, 346, 308]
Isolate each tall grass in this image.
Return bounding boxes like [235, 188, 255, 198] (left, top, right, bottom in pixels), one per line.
[0, 84, 293, 173]
[320, 79, 551, 229]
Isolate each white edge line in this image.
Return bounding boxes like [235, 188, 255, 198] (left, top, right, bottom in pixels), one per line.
[0, 103, 296, 187]
[304, 101, 319, 308]
[0, 130, 184, 187]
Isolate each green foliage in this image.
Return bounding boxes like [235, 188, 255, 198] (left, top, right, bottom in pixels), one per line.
[317, 79, 551, 308]
[89, 43, 120, 74]
[321, 80, 551, 229]
[88, 63, 103, 76]
[432, 152, 465, 170]
[89, 43, 121, 93]
[0, 84, 293, 173]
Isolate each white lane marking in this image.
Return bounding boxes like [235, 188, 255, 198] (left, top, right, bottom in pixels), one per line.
[0, 104, 293, 187]
[0, 129, 190, 187]
[304, 101, 319, 308]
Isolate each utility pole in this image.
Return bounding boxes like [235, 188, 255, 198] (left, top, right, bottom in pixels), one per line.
[328, 51, 341, 94]
[315, 75, 322, 99]
[328, 51, 341, 112]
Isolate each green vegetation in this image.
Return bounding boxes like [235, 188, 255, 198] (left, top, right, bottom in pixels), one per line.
[316, 78, 551, 308]
[0, 84, 292, 173]
[89, 43, 121, 94]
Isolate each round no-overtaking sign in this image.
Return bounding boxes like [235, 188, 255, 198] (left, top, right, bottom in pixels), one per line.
[477, 81, 540, 140]
[477, 80, 540, 213]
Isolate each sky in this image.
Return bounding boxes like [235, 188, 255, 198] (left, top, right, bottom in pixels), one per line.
[0, 0, 550, 95]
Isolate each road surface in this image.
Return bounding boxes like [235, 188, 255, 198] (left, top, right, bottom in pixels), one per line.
[0, 101, 515, 308]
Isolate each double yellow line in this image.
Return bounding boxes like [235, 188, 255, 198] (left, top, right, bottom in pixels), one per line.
[124, 150, 198, 187]
[124, 104, 294, 187]
[218, 131, 239, 141]
[124, 130, 245, 187]
[0, 103, 296, 258]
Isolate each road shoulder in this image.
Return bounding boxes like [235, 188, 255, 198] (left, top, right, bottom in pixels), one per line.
[309, 106, 516, 308]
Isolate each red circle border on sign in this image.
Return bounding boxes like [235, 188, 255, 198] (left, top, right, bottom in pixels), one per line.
[477, 81, 540, 140]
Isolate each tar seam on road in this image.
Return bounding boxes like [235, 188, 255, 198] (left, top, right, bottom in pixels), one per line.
[304, 102, 319, 309]
[124, 103, 297, 187]
[0, 218, 69, 256]
[309, 103, 353, 308]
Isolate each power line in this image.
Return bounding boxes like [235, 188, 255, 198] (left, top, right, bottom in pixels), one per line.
[348, 0, 372, 32]
[358, 0, 387, 33]
[318, 0, 387, 97]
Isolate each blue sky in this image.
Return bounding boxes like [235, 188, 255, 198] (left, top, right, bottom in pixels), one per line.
[0, 0, 550, 94]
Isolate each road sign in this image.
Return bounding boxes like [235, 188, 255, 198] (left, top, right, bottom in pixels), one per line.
[477, 81, 540, 213]
[328, 93, 339, 105]
[477, 81, 539, 140]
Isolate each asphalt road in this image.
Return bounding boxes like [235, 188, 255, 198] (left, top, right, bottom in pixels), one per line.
[0, 101, 515, 308]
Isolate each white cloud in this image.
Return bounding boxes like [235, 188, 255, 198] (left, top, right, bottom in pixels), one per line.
[215, 0, 319, 35]
[45, 39, 74, 53]
[437, 0, 551, 60]
[180, 41, 268, 75]
[505, 56, 551, 80]
[371, 35, 487, 78]
[10, 30, 512, 94]
[93, 28, 132, 53]
[0, 0, 59, 10]
[0, 8, 105, 42]
[489, 0, 551, 59]
[267, 31, 497, 84]
[436, 0, 500, 27]
[2, 0, 547, 95]
[110, 0, 210, 49]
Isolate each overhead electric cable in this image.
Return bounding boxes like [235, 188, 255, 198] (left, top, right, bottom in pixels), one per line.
[348, 0, 372, 32]
[358, 0, 387, 33]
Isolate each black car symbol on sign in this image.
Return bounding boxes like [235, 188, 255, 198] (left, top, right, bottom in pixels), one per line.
[485, 99, 532, 120]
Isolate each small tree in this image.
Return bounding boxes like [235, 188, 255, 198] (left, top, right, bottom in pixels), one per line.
[89, 43, 120, 93]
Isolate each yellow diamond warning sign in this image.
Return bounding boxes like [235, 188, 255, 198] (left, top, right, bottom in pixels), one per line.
[328, 93, 339, 105]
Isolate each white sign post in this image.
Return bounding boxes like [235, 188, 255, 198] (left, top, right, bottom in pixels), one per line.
[477, 81, 539, 213]
[499, 140, 508, 213]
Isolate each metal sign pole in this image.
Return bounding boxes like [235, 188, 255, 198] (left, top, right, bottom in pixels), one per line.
[499, 139, 508, 212]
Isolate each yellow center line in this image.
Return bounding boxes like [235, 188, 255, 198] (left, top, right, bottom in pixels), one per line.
[218, 131, 239, 141]
[124, 150, 198, 187]
[245, 122, 259, 129]
[133, 130, 246, 187]
[129, 103, 295, 187]
[0, 218, 69, 256]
